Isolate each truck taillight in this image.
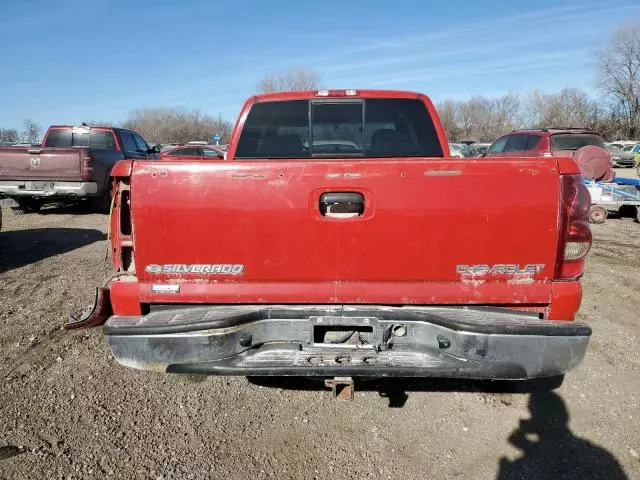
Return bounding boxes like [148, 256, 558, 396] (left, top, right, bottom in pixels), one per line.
[81, 151, 95, 181]
[556, 174, 592, 280]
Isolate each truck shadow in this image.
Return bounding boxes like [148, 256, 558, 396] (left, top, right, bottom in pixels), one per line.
[0, 228, 106, 273]
[246, 376, 564, 408]
[496, 391, 629, 479]
[37, 202, 102, 215]
[0, 199, 105, 216]
[246, 378, 630, 479]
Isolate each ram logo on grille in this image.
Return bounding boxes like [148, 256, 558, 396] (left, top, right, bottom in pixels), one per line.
[145, 264, 245, 275]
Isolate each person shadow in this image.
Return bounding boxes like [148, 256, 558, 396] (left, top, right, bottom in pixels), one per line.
[497, 391, 628, 480]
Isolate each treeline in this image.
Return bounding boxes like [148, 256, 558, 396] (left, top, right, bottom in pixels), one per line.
[441, 23, 640, 142]
[122, 108, 233, 145]
[436, 88, 620, 142]
[0, 120, 42, 144]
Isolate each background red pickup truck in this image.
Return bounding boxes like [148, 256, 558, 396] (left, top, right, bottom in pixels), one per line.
[69, 89, 593, 388]
[0, 125, 156, 213]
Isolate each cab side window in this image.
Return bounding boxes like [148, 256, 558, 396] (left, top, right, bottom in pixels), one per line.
[120, 132, 138, 153]
[503, 134, 528, 152]
[133, 134, 149, 152]
[489, 136, 508, 153]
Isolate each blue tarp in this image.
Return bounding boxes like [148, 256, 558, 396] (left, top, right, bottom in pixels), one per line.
[612, 176, 640, 188]
[585, 177, 640, 201]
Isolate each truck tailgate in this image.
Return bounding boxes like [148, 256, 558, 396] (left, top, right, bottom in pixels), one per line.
[130, 157, 560, 305]
[0, 147, 83, 181]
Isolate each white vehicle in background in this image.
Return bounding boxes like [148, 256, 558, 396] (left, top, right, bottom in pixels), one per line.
[448, 143, 465, 158]
[462, 143, 491, 157]
[608, 140, 639, 150]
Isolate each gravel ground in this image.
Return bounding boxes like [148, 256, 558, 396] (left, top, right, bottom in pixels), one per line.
[0, 204, 639, 480]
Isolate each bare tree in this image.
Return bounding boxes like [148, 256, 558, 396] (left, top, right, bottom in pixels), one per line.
[528, 88, 599, 129]
[451, 93, 521, 142]
[258, 68, 321, 93]
[597, 23, 640, 138]
[436, 101, 462, 141]
[123, 107, 233, 144]
[0, 128, 19, 143]
[21, 119, 42, 144]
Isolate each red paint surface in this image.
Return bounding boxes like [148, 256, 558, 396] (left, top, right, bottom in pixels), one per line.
[110, 281, 141, 315]
[548, 281, 582, 320]
[108, 90, 587, 320]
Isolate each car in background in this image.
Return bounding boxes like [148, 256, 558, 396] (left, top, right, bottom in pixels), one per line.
[604, 145, 636, 168]
[486, 128, 607, 157]
[0, 125, 156, 213]
[159, 143, 181, 151]
[462, 143, 491, 157]
[628, 144, 640, 156]
[608, 140, 638, 150]
[448, 143, 465, 158]
[159, 144, 225, 159]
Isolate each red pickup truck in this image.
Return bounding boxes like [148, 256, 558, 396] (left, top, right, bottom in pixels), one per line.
[0, 125, 156, 212]
[68, 90, 592, 388]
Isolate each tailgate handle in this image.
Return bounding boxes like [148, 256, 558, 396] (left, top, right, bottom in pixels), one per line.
[27, 149, 42, 154]
[320, 192, 364, 218]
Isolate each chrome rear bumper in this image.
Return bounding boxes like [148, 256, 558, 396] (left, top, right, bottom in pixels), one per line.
[0, 180, 97, 197]
[103, 305, 590, 379]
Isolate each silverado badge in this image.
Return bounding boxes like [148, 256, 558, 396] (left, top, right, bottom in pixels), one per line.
[145, 264, 244, 275]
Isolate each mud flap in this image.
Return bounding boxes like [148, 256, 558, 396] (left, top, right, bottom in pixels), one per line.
[65, 287, 112, 330]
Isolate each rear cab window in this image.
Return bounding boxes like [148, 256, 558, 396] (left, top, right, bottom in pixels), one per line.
[550, 134, 604, 151]
[44, 128, 117, 149]
[235, 98, 444, 159]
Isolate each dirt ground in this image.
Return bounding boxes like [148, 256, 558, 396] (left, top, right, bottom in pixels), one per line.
[0, 203, 639, 480]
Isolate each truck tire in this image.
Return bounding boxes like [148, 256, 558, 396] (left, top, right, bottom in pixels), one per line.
[11, 199, 41, 215]
[636, 206, 640, 224]
[90, 192, 111, 213]
[91, 174, 114, 213]
[588, 205, 607, 224]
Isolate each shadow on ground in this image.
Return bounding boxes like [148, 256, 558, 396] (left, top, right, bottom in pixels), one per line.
[0, 227, 106, 272]
[0, 199, 106, 216]
[247, 378, 630, 478]
[497, 392, 629, 479]
[246, 375, 565, 408]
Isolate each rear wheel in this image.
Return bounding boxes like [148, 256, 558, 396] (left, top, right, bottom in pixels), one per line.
[11, 199, 42, 215]
[90, 188, 112, 214]
[588, 205, 607, 224]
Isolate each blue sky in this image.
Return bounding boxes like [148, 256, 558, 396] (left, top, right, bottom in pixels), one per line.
[1, 0, 639, 131]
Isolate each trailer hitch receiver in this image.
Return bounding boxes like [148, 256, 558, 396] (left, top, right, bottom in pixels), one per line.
[325, 376, 354, 400]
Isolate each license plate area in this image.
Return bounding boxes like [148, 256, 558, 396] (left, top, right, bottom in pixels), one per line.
[313, 324, 374, 344]
[310, 316, 378, 349]
[25, 181, 54, 191]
